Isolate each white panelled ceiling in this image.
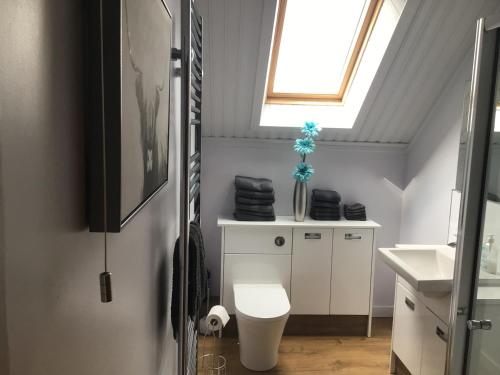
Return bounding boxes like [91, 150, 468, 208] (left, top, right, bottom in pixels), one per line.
[197, 0, 500, 144]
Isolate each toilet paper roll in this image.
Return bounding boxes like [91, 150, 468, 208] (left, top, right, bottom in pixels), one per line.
[206, 305, 230, 331]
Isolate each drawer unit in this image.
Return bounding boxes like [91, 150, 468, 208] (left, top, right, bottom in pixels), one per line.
[224, 226, 292, 254]
[397, 275, 451, 323]
[330, 228, 374, 315]
[291, 228, 333, 314]
[222, 253, 291, 314]
[393, 281, 425, 375]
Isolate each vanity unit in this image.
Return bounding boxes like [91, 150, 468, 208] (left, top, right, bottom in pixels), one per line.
[217, 216, 380, 336]
[378, 245, 455, 375]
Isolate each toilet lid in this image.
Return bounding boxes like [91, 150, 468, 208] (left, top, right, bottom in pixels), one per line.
[233, 284, 290, 321]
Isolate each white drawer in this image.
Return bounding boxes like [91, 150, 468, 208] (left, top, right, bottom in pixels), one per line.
[222, 254, 291, 314]
[397, 275, 451, 322]
[224, 226, 292, 254]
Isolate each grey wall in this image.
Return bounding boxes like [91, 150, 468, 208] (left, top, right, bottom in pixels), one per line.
[400, 54, 472, 244]
[201, 138, 405, 315]
[0, 1, 180, 374]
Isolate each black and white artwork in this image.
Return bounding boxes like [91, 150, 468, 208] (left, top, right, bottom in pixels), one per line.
[87, 0, 173, 232]
[121, 0, 172, 220]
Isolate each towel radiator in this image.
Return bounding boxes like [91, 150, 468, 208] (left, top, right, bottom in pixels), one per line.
[179, 1, 203, 375]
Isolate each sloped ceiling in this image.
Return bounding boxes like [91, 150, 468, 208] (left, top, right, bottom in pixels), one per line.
[197, 0, 500, 144]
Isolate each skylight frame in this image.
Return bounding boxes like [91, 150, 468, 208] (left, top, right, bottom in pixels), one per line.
[266, 0, 384, 104]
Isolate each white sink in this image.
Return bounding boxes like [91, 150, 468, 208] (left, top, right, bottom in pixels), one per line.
[378, 245, 455, 294]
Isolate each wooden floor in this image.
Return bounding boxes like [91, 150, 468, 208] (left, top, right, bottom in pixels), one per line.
[198, 318, 403, 374]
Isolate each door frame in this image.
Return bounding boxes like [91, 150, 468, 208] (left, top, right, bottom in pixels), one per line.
[446, 16, 499, 375]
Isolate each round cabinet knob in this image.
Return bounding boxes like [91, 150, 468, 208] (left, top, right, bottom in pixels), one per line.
[275, 236, 285, 247]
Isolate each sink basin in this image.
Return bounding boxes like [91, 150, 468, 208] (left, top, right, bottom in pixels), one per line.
[378, 246, 455, 294]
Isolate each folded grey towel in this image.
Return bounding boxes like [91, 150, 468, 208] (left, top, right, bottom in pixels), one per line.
[312, 189, 341, 203]
[235, 175, 274, 192]
[310, 213, 341, 221]
[345, 216, 366, 221]
[236, 189, 275, 200]
[311, 201, 339, 209]
[310, 207, 341, 215]
[236, 196, 275, 205]
[234, 212, 276, 221]
[235, 203, 274, 215]
[344, 203, 365, 211]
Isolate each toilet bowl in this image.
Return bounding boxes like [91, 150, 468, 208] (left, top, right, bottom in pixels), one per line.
[233, 283, 290, 371]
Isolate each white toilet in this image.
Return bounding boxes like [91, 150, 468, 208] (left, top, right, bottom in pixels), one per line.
[233, 283, 290, 371]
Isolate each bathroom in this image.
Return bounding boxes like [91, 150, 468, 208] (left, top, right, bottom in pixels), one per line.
[1, 0, 500, 374]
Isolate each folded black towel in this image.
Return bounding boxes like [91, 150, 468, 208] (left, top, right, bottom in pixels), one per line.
[235, 203, 274, 215]
[310, 209, 341, 216]
[344, 203, 365, 211]
[236, 196, 275, 205]
[236, 189, 275, 200]
[310, 206, 340, 214]
[345, 208, 366, 213]
[235, 175, 274, 192]
[310, 213, 341, 221]
[345, 216, 366, 221]
[311, 201, 339, 209]
[312, 189, 341, 203]
[234, 212, 276, 221]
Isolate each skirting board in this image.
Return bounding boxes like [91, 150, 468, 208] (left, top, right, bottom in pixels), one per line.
[373, 305, 394, 317]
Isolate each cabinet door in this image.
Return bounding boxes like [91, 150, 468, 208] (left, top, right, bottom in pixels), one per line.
[393, 282, 424, 375]
[421, 308, 447, 375]
[330, 228, 373, 315]
[291, 228, 333, 314]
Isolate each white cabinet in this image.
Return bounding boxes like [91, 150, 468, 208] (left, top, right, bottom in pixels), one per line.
[392, 282, 425, 375]
[391, 278, 449, 375]
[218, 216, 380, 335]
[291, 228, 333, 314]
[331, 228, 373, 315]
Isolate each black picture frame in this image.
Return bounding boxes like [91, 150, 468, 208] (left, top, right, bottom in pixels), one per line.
[87, 0, 173, 232]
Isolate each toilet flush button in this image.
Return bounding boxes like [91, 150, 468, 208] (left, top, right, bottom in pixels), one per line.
[275, 236, 285, 247]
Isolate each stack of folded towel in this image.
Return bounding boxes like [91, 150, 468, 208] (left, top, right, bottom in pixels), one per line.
[344, 203, 367, 221]
[310, 189, 341, 220]
[233, 175, 276, 221]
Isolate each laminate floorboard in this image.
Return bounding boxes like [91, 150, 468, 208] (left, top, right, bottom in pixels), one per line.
[198, 318, 406, 374]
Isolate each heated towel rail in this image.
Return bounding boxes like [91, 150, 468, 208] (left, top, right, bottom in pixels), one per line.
[179, 1, 203, 375]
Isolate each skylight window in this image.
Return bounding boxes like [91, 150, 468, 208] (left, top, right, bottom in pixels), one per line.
[267, 0, 383, 103]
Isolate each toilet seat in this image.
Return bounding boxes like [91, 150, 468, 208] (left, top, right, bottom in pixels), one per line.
[233, 283, 290, 322]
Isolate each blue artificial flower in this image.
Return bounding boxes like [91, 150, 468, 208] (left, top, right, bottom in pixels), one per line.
[293, 137, 316, 155]
[293, 162, 315, 182]
[301, 121, 321, 138]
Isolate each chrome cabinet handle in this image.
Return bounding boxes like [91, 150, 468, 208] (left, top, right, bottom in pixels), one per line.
[345, 233, 362, 240]
[405, 297, 415, 311]
[274, 236, 285, 247]
[305, 233, 322, 240]
[436, 327, 448, 342]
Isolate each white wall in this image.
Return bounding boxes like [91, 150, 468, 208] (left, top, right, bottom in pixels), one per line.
[399, 53, 472, 244]
[0, 1, 180, 374]
[201, 138, 405, 315]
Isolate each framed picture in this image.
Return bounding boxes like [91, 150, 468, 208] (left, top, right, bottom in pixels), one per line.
[87, 0, 173, 232]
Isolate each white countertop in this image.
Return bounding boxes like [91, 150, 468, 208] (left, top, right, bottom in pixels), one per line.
[217, 215, 381, 228]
